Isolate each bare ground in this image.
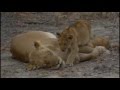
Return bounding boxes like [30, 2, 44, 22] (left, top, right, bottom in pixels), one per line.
[1, 12, 119, 78]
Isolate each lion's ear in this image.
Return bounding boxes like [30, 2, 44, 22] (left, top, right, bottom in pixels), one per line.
[68, 35, 73, 39]
[56, 32, 61, 37]
[34, 40, 41, 49]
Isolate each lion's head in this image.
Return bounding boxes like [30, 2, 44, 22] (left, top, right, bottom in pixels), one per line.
[57, 28, 73, 52]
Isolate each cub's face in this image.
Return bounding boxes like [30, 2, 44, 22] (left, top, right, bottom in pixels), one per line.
[57, 32, 73, 52]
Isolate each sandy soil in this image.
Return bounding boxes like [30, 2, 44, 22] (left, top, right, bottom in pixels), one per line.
[1, 12, 119, 78]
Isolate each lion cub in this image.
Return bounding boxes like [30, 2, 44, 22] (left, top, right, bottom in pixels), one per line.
[28, 41, 65, 70]
[57, 20, 111, 66]
[57, 20, 91, 66]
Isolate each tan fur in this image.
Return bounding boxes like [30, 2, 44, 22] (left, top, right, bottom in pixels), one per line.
[28, 40, 65, 70]
[10, 30, 110, 69]
[57, 20, 91, 66]
[88, 36, 110, 49]
[57, 20, 111, 66]
[78, 36, 110, 53]
[90, 46, 110, 59]
[74, 46, 110, 63]
[10, 31, 60, 63]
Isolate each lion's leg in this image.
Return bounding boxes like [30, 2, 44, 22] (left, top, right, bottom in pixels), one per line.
[90, 46, 110, 59]
[27, 62, 46, 70]
[74, 52, 94, 64]
[66, 48, 79, 66]
[49, 55, 65, 70]
[27, 58, 46, 70]
[79, 45, 94, 53]
[74, 53, 93, 64]
[66, 53, 76, 66]
[78, 53, 93, 62]
[76, 46, 110, 63]
[49, 60, 64, 70]
[77, 46, 110, 63]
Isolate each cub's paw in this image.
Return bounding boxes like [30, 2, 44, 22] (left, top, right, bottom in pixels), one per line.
[66, 61, 74, 67]
[60, 60, 66, 68]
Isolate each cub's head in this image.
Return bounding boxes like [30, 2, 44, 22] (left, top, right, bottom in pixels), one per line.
[57, 29, 73, 52]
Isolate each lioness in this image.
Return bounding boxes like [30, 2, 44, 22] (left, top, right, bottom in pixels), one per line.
[28, 40, 65, 70]
[10, 31, 60, 63]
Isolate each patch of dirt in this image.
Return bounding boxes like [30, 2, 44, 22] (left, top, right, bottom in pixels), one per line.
[1, 12, 119, 78]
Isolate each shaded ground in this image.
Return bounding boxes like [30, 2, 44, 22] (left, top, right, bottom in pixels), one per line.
[1, 12, 119, 78]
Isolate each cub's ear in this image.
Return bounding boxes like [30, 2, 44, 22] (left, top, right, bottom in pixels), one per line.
[56, 32, 61, 37]
[68, 35, 73, 39]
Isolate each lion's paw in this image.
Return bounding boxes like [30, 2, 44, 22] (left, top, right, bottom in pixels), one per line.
[27, 64, 41, 71]
[66, 62, 74, 67]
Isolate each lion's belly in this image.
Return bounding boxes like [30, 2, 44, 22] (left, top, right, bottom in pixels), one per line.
[10, 31, 57, 62]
